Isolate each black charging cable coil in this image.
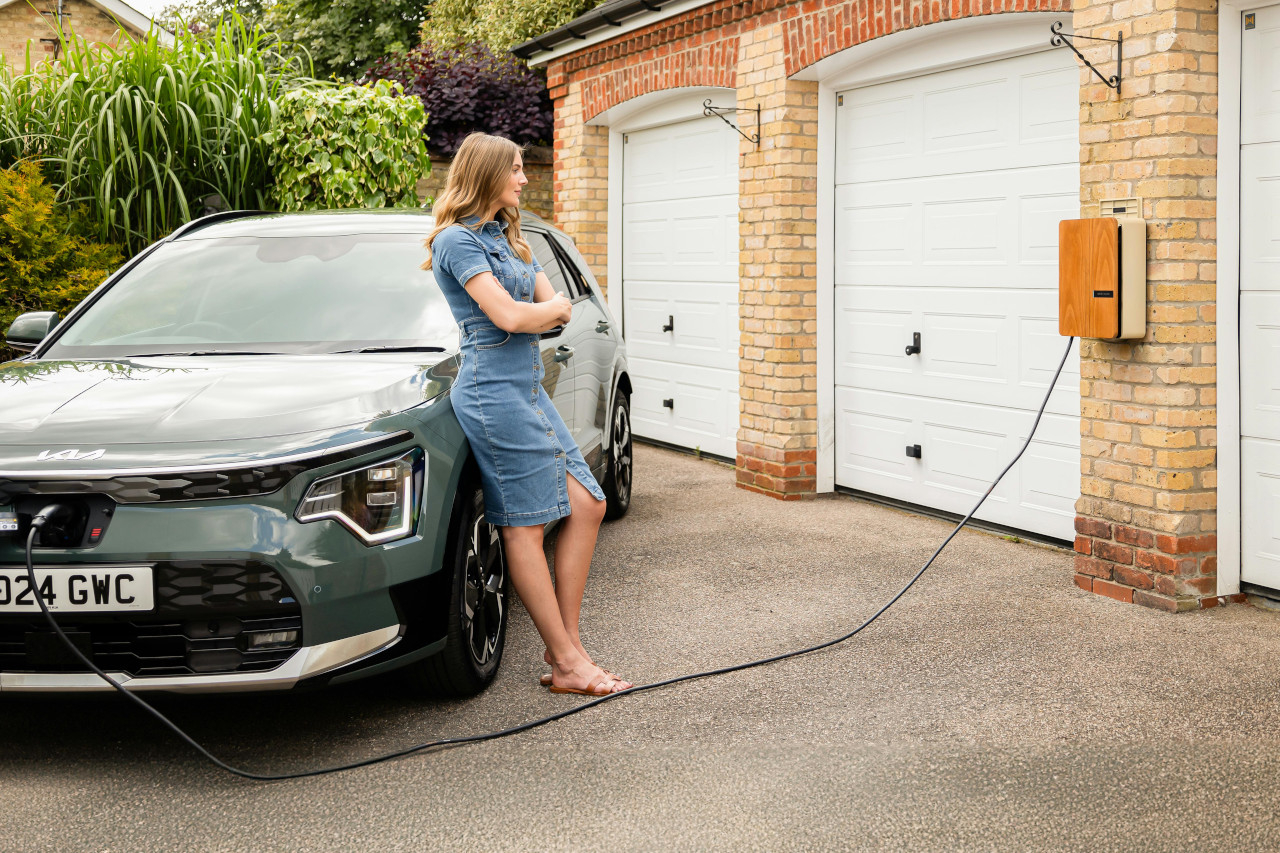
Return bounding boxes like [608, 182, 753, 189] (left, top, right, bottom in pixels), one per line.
[23, 337, 1078, 782]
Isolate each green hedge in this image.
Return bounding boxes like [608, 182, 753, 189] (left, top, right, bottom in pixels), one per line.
[263, 80, 431, 211]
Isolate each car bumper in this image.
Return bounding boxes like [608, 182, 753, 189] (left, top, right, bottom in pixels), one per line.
[0, 624, 402, 693]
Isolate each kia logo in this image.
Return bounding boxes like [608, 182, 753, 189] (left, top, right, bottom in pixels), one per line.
[36, 449, 106, 462]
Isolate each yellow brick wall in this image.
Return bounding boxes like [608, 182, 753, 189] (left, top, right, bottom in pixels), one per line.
[735, 21, 820, 497]
[549, 80, 610, 293]
[2, 0, 141, 74]
[1072, 0, 1222, 611]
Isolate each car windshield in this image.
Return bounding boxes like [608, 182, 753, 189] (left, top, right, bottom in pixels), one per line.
[44, 232, 459, 358]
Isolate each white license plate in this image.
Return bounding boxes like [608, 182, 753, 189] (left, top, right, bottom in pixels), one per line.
[0, 567, 154, 613]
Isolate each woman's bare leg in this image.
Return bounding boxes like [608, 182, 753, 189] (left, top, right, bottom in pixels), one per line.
[502, 523, 615, 691]
[552, 476, 607, 653]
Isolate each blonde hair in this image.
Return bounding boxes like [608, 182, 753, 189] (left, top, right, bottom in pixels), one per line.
[422, 132, 532, 271]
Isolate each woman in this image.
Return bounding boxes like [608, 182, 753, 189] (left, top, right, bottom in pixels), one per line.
[423, 132, 632, 697]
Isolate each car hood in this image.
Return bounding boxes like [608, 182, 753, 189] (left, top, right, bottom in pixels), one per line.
[0, 354, 456, 472]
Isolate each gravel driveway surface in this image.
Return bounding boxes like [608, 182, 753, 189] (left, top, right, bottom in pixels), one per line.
[3, 444, 1280, 852]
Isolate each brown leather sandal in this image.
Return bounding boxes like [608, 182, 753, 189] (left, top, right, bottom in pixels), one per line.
[547, 672, 630, 696]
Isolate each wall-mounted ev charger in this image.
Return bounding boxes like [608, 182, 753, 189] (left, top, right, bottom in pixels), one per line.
[1058, 198, 1147, 341]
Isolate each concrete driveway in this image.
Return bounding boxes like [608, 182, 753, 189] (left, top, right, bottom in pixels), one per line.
[3, 444, 1280, 852]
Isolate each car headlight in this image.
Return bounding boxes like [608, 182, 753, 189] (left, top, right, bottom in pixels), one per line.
[296, 449, 423, 544]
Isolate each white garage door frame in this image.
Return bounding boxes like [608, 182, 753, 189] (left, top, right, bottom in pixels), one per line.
[1218, 0, 1280, 596]
[794, 11, 1077, 498]
[588, 86, 740, 458]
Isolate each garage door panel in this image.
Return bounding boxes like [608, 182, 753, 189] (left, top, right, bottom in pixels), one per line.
[622, 282, 738, 372]
[623, 196, 738, 284]
[629, 359, 737, 458]
[836, 388, 1078, 537]
[922, 198, 1007, 264]
[1242, 439, 1280, 587]
[835, 286, 1080, 414]
[1241, 143, 1280, 292]
[1241, 292, 1280, 440]
[1242, 6, 1280, 145]
[1021, 318, 1082, 391]
[838, 201, 917, 265]
[623, 120, 738, 204]
[835, 165, 1077, 288]
[1020, 65, 1081, 144]
[837, 51, 1077, 183]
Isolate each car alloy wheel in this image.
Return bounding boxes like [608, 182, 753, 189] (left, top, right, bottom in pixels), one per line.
[462, 496, 505, 668]
[603, 393, 632, 520]
[405, 479, 508, 697]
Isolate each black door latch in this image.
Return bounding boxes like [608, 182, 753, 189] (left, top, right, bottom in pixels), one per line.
[905, 444, 922, 459]
[905, 332, 921, 356]
[662, 315, 674, 333]
[663, 398, 674, 409]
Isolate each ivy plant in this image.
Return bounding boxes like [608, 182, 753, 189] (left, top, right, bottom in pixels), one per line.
[263, 80, 432, 211]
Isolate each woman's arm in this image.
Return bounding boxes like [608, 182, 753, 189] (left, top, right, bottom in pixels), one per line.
[531, 271, 557, 304]
[464, 272, 571, 334]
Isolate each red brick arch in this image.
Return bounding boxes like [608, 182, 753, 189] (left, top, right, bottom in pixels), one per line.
[580, 41, 739, 122]
[547, 0, 1071, 121]
[782, 0, 1071, 77]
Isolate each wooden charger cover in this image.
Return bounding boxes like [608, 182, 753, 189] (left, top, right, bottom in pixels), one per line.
[1059, 217, 1119, 338]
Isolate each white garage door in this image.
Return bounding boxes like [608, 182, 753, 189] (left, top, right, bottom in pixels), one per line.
[1241, 6, 1280, 589]
[622, 117, 739, 459]
[833, 49, 1082, 539]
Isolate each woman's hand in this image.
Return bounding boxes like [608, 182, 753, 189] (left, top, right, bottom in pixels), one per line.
[549, 293, 573, 326]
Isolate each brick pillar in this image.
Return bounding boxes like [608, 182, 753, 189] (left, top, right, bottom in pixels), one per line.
[547, 66, 609, 294]
[733, 22, 819, 499]
[1072, 0, 1226, 611]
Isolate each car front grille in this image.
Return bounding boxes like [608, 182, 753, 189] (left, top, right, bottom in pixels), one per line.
[0, 463, 309, 505]
[155, 560, 298, 612]
[0, 560, 304, 677]
[0, 614, 304, 677]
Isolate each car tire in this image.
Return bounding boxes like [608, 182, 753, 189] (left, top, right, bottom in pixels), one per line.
[601, 391, 633, 520]
[404, 476, 507, 698]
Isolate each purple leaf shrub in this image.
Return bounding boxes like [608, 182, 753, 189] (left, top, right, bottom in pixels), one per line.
[363, 42, 552, 156]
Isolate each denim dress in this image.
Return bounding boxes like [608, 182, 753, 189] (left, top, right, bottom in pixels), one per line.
[430, 216, 605, 528]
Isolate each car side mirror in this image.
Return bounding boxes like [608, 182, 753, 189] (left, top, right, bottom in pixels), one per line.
[5, 311, 58, 353]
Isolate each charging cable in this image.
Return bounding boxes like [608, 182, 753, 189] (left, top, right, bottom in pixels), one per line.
[23, 337, 1077, 782]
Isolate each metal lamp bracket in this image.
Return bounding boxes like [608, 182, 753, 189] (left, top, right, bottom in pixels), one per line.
[703, 100, 761, 148]
[1050, 21, 1122, 91]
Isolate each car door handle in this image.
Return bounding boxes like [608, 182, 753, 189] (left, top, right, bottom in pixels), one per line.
[596, 320, 610, 334]
[554, 345, 574, 363]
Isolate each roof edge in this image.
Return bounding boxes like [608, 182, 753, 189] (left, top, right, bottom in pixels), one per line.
[513, 0, 705, 66]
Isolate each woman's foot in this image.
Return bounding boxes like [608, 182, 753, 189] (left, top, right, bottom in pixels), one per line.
[541, 646, 621, 687]
[547, 662, 633, 695]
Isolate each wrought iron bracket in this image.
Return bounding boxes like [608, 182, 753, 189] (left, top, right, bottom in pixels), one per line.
[1051, 21, 1122, 91]
[703, 99, 760, 148]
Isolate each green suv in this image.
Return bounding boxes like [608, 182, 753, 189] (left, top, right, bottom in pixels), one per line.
[0, 210, 633, 696]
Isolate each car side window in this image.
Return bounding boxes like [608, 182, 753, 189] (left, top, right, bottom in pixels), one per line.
[549, 236, 594, 299]
[526, 232, 575, 298]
